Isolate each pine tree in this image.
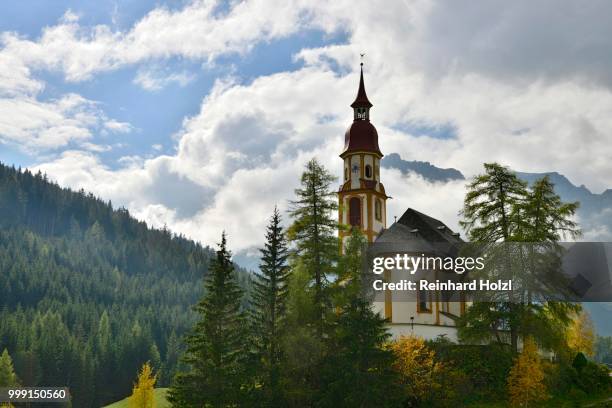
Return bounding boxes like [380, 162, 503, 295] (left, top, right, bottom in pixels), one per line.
[250, 208, 290, 404]
[0, 349, 19, 387]
[507, 337, 548, 407]
[129, 362, 157, 408]
[168, 233, 248, 408]
[288, 158, 338, 339]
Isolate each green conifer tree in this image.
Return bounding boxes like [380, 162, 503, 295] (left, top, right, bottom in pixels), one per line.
[250, 208, 290, 405]
[0, 349, 19, 387]
[319, 231, 401, 407]
[288, 158, 338, 339]
[168, 233, 248, 408]
[459, 164, 582, 353]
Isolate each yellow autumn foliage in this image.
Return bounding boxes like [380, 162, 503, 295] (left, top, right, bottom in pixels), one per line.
[128, 362, 157, 408]
[566, 309, 595, 357]
[388, 335, 444, 402]
[507, 337, 548, 407]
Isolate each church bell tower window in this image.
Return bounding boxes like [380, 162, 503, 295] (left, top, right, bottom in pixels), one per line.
[349, 197, 361, 227]
[354, 107, 369, 120]
[365, 164, 372, 178]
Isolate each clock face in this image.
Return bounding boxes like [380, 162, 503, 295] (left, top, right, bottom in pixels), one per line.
[352, 165, 359, 173]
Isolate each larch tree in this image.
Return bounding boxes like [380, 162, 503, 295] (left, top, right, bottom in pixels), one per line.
[507, 337, 548, 407]
[388, 335, 445, 407]
[0, 349, 19, 387]
[567, 309, 596, 357]
[129, 362, 157, 408]
[250, 207, 291, 405]
[168, 233, 248, 408]
[513, 175, 581, 351]
[333, 227, 368, 307]
[288, 158, 339, 339]
[458, 164, 581, 353]
[459, 163, 528, 352]
[460, 162, 528, 243]
[515, 175, 580, 242]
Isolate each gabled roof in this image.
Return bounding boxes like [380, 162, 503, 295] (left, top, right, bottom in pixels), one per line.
[376, 208, 463, 256]
[396, 208, 462, 244]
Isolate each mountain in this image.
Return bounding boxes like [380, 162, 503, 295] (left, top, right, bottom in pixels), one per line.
[381, 153, 465, 182]
[383, 153, 611, 241]
[0, 162, 250, 407]
[516, 171, 612, 239]
[382, 153, 612, 335]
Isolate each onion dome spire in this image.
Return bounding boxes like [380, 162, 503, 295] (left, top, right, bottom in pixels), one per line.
[351, 63, 373, 109]
[341, 62, 382, 157]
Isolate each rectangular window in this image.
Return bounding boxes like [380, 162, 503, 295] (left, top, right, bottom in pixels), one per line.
[417, 289, 431, 313]
[375, 199, 382, 221]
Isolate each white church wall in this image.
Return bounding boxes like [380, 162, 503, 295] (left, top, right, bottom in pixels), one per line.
[388, 324, 459, 342]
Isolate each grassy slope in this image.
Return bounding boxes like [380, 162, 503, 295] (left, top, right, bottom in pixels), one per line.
[104, 388, 170, 408]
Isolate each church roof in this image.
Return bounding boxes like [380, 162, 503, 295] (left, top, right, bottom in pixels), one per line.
[376, 208, 463, 255]
[341, 65, 382, 157]
[342, 120, 382, 157]
[350, 64, 373, 108]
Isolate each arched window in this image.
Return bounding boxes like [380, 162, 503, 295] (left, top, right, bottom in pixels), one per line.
[375, 199, 382, 221]
[365, 164, 372, 178]
[349, 197, 361, 227]
[344, 167, 348, 181]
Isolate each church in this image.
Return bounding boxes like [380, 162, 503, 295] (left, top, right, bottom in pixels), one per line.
[338, 64, 467, 341]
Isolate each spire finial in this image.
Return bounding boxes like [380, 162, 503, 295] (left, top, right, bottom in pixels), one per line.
[351, 55, 372, 109]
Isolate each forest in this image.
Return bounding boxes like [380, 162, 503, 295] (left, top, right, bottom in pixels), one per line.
[1, 160, 611, 407]
[0, 162, 250, 407]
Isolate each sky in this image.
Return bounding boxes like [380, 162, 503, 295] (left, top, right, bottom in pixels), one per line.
[1, 0, 612, 265]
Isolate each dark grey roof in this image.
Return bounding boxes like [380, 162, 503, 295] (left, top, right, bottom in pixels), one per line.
[376, 208, 463, 256]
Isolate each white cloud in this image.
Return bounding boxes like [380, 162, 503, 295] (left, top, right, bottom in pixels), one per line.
[0, 1, 332, 82]
[104, 119, 132, 133]
[0, 94, 94, 150]
[134, 68, 196, 91]
[24, 0, 612, 255]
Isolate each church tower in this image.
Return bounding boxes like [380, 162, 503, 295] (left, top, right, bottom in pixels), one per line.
[339, 63, 388, 248]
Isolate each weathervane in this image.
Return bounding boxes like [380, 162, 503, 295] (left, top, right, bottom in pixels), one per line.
[360, 52, 365, 66]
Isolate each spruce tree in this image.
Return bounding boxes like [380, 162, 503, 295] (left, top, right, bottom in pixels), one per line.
[288, 158, 338, 339]
[168, 233, 248, 408]
[319, 231, 401, 407]
[250, 208, 290, 404]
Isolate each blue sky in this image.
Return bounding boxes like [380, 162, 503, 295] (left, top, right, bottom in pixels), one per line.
[0, 1, 348, 169]
[1, 0, 612, 256]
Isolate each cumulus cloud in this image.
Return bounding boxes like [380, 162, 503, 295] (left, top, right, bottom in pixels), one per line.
[0, 93, 133, 151]
[0, 1, 334, 82]
[20, 0, 612, 255]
